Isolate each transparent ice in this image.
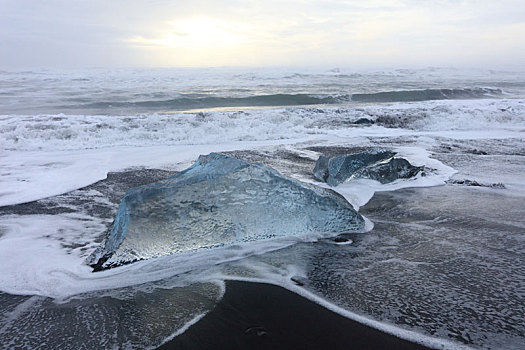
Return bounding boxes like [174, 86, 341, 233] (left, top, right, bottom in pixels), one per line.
[91, 153, 364, 269]
[313, 149, 421, 186]
[354, 158, 423, 184]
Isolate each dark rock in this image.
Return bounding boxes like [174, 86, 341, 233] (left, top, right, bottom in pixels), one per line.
[448, 179, 505, 189]
[244, 326, 268, 337]
[469, 149, 488, 155]
[354, 118, 374, 125]
[290, 276, 307, 286]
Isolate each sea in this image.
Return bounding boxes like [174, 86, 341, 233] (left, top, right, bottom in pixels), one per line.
[0, 67, 524, 349]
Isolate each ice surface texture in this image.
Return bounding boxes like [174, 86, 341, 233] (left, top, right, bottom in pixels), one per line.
[313, 149, 422, 186]
[91, 153, 364, 270]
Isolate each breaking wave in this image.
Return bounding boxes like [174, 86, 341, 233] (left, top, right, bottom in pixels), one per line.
[69, 93, 346, 111]
[70, 88, 503, 112]
[2, 99, 524, 152]
[351, 87, 503, 103]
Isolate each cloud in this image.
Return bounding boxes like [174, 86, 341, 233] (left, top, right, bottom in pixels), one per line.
[0, 0, 523, 68]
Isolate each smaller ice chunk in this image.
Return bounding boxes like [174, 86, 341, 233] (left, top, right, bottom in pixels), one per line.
[354, 158, 423, 184]
[314, 149, 395, 186]
[313, 155, 330, 182]
[313, 149, 422, 186]
[90, 153, 364, 270]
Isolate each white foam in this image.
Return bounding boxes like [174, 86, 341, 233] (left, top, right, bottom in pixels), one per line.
[0, 139, 313, 207]
[0, 214, 103, 297]
[150, 313, 207, 349]
[1, 100, 524, 152]
[0, 211, 312, 299]
[0, 295, 42, 335]
[0, 109, 327, 152]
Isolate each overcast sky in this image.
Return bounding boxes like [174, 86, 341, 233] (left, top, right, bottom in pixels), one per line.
[1, 0, 524, 69]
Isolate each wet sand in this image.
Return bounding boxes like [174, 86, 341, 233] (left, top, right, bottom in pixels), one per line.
[159, 280, 431, 350]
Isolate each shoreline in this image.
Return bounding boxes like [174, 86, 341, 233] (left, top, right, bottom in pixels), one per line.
[158, 280, 431, 350]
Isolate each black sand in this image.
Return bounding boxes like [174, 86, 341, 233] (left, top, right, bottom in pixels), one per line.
[159, 280, 431, 350]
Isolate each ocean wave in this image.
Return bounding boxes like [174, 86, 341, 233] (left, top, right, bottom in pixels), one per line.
[351, 87, 502, 103]
[1, 99, 524, 152]
[69, 93, 346, 111]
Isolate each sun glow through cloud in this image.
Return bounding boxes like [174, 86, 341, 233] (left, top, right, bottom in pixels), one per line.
[126, 17, 253, 66]
[129, 18, 246, 49]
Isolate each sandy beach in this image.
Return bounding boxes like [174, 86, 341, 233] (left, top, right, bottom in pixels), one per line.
[160, 280, 431, 350]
